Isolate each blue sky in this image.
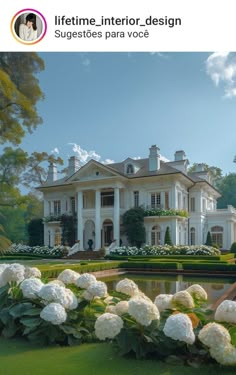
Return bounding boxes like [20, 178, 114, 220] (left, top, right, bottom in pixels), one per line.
[20, 52, 236, 175]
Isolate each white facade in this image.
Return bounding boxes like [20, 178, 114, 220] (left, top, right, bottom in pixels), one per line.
[39, 147, 236, 250]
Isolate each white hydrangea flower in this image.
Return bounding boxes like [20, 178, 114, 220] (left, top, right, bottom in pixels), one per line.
[48, 280, 65, 287]
[215, 300, 236, 324]
[105, 305, 117, 314]
[0, 264, 10, 287]
[116, 278, 139, 297]
[115, 301, 129, 316]
[134, 290, 152, 302]
[154, 294, 173, 312]
[198, 322, 231, 348]
[40, 302, 67, 325]
[24, 267, 41, 279]
[20, 278, 44, 299]
[186, 284, 207, 301]
[172, 291, 194, 309]
[163, 313, 195, 345]
[210, 344, 236, 366]
[57, 269, 80, 285]
[128, 297, 160, 326]
[87, 281, 108, 298]
[2, 263, 25, 284]
[82, 290, 94, 301]
[38, 284, 78, 310]
[95, 313, 124, 340]
[76, 273, 97, 289]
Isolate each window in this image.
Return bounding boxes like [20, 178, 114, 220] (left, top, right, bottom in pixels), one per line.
[53, 200, 61, 216]
[126, 164, 134, 174]
[134, 191, 139, 208]
[70, 197, 76, 213]
[151, 193, 161, 208]
[190, 227, 195, 245]
[211, 226, 223, 248]
[151, 225, 161, 246]
[190, 197, 195, 212]
[165, 192, 169, 209]
[101, 191, 114, 207]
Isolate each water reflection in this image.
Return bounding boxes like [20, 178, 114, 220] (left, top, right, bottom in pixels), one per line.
[100, 274, 234, 304]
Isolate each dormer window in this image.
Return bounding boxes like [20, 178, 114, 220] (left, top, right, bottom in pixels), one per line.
[126, 164, 134, 174]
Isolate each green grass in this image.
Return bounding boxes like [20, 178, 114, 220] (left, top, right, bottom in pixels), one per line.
[0, 337, 236, 375]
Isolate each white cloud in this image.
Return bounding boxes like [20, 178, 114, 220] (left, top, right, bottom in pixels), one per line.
[206, 52, 236, 98]
[68, 143, 114, 165]
[51, 147, 59, 154]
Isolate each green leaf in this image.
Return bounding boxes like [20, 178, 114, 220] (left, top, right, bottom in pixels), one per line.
[20, 317, 41, 328]
[9, 302, 33, 318]
[2, 320, 18, 338]
[229, 326, 236, 346]
[0, 307, 11, 325]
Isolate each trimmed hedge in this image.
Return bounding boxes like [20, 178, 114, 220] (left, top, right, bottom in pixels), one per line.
[182, 263, 236, 272]
[38, 261, 122, 278]
[0, 253, 62, 260]
[120, 262, 179, 270]
[107, 254, 234, 262]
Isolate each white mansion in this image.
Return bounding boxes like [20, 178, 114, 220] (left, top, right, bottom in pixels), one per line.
[39, 145, 236, 250]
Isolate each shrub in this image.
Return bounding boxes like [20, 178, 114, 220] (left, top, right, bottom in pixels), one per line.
[230, 242, 236, 253]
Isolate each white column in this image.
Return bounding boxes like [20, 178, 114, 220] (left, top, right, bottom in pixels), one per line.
[95, 190, 101, 250]
[161, 191, 165, 209]
[77, 191, 84, 250]
[113, 187, 120, 246]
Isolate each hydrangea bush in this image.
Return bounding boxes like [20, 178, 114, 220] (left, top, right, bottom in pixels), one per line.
[6, 244, 69, 258]
[1, 263, 236, 366]
[110, 245, 220, 256]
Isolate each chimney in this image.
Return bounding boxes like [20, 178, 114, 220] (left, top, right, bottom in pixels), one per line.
[195, 163, 205, 172]
[149, 145, 160, 171]
[174, 150, 186, 161]
[47, 162, 57, 182]
[68, 156, 80, 176]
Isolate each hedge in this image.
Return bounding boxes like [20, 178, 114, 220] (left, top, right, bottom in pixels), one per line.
[182, 263, 236, 272]
[38, 261, 122, 278]
[0, 253, 63, 260]
[120, 262, 179, 270]
[107, 254, 234, 262]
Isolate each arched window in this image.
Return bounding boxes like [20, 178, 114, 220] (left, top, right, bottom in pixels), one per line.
[190, 227, 195, 245]
[211, 226, 223, 247]
[54, 228, 61, 246]
[151, 225, 161, 246]
[126, 164, 134, 174]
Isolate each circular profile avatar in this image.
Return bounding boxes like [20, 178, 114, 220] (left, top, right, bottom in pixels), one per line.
[11, 9, 47, 45]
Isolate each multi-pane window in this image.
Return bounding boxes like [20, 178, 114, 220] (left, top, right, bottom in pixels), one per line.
[53, 200, 61, 216]
[211, 226, 223, 248]
[190, 197, 195, 212]
[151, 225, 161, 245]
[134, 191, 139, 208]
[101, 192, 114, 207]
[165, 192, 169, 209]
[151, 193, 161, 208]
[70, 197, 76, 213]
[190, 227, 195, 245]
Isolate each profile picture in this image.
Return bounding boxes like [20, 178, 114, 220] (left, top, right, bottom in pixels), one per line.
[11, 9, 47, 45]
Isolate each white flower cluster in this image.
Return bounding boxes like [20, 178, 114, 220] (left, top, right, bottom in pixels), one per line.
[163, 313, 195, 344]
[38, 284, 78, 310]
[20, 278, 44, 299]
[172, 291, 195, 309]
[1, 263, 25, 285]
[40, 303, 67, 325]
[0, 263, 10, 287]
[24, 267, 41, 279]
[87, 281, 108, 298]
[154, 294, 173, 312]
[215, 300, 236, 324]
[115, 278, 139, 297]
[7, 244, 69, 257]
[106, 301, 129, 316]
[57, 269, 80, 285]
[95, 313, 124, 340]
[198, 322, 236, 365]
[76, 273, 97, 289]
[128, 297, 160, 326]
[186, 284, 207, 301]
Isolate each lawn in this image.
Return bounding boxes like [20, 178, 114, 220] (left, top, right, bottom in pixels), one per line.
[1, 337, 236, 375]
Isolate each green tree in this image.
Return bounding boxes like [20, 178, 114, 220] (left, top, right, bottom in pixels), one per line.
[217, 173, 236, 208]
[123, 207, 146, 248]
[205, 231, 213, 246]
[164, 226, 172, 245]
[0, 52, 44, 145]
[0, 223, 11, 253]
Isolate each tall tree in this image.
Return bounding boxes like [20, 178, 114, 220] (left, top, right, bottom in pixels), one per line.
[123, 207, 146, 248]
[217, 173, 236, 208]
[0, 52, 44, 145]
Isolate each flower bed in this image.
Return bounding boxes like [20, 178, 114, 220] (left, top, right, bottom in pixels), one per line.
[6, 244, 69, 258]
[110, 245, 221, 257]
[1, 263, 236, 366]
